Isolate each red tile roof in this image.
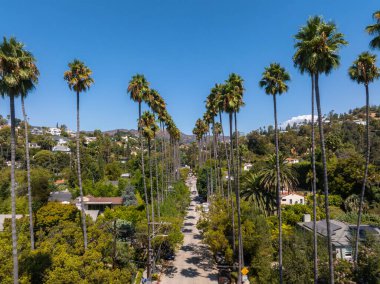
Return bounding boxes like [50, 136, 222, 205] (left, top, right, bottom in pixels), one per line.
[86, 196, 123, 205]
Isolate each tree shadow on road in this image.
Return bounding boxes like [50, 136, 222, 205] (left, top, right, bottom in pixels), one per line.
[184, 222, 194, 226]
[181, 245, 194, 252]
[163, 265, 178, 277]
[180, 267, 200, 278]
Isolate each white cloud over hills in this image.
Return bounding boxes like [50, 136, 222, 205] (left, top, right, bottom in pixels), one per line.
[280, 114, 318, 129]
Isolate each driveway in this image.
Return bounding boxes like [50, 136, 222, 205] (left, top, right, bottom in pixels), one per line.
[160, 176, 218, 284]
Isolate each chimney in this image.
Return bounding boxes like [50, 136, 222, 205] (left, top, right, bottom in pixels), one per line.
[303, 214, 311, 222]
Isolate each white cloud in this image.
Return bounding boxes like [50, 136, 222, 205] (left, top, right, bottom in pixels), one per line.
[280, 114, 318, 129]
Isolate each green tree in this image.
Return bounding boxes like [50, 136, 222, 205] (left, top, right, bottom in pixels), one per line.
[259, 62, 290, 283]
[0, 36, 39, 283]
[64, 59, 94, 250]
[348, 51, 380, 264]
[127, 74, 152, 279]
[294, 16, 347, 283]
[366, 11, 380, 50]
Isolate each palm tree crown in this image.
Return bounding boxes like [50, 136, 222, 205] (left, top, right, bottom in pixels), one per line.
[127, 74, 149, 103]
[63, 59, 94, 92]
[366, 11, 380, 50]
[259, 63, 290, 95]
[348, 52, 380, 85]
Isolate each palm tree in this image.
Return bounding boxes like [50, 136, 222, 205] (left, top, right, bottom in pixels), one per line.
[64, 59, 94, 250]
[259, 63, 290, 284]
[294, 17, 347, 283]
[241, 172, 276, 216]
[293, 17, 319, 282]
[140, 111, 159, 243]
[259, 154, 298, 194]
[19, 55, 39, 252]
[0, 37, 39, 283]
[127, 74, 152, 279]
[226, 73, 245, 283]
[146, 89, 166, 219]
[348, 52, 380, 264]
[366, 11, 380, 50]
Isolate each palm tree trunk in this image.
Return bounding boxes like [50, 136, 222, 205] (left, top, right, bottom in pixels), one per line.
[212, 118, 220, 194]
[220, 112, 232, 204]
[354, 83, 371, 264]
[154, 136, 160, 220]
[160, 123, 165, 203]
[148, 139, 155, 238]
[273, 94, 283, 284]
[228, 112, 237, 266]
[315, 73, 334, 283]
[311, 74, 318, 282]
[10, 94, 19, 284]
[234, 111, 243, 283]
[138, 102, 152, 280]
[21, 96, 34, 251]
[76, 91, 88, 250]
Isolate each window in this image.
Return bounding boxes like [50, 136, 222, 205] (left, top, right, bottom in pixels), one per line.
[282, 199, 286, 201]
[290, 199, 292, 204]
[300, 199, 303, 204]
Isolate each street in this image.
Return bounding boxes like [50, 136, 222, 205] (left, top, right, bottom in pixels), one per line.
[160, 175, 218, 284]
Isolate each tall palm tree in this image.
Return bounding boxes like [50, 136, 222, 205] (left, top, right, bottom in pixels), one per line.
[348, 52, 380, 264]
[295, 17, 347, 283]
[293, 17, 319, 282]
[64, 59, 94, 250]
[259, 63, 290, 284]
[140, 111, 159, 240]
[0, 37, 39, 283]
[226, 73, 245, 283]
[19, 56, 39, 252]
[146, 89, 166, 219]
[366, 11, 380, 50]
[127, 74, 152, 279]
[221, 73, 245, 283]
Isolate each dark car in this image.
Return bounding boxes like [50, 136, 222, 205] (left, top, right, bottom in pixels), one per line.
[218, 268, 231, 284]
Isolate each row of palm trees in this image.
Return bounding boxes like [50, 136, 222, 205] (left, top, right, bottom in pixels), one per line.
[0, 37, 180, 283]
[0, 37, 40, 284]
[193, 73, 245, 283]
[193, 12, 380, 283]
[127, 74, 181, 280]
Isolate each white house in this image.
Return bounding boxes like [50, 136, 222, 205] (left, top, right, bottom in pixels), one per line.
[28, 142, 40, 149]
[281, 193, 304, 205]
[31, 128, 43, 135]
[84, 136, 97, 145]
[47, 127, 61, 136]
[285, 157, 299, 164]
[52, 145, 71, 153]
[243, 163, 253, 171]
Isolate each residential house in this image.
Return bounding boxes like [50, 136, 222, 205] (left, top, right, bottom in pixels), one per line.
[281, 193, 304, 205]
[243, 163, 253, 171]
[52, 145, 71, 153]
[75, 196, 124, 212]
[121, 173, 131, 178]
[48, 189, 72, 204]
[0, 214, 24, 231]
[285, 157, 299, 164]
[47, 127, 61, 136]
[353, 119, 366, 126]
[84, 136, 97, 145]
[297, 219, 380, 261]
[52, 135, 69, 145]
[28, 142, 41, 149]
[31, 127, 43, 135]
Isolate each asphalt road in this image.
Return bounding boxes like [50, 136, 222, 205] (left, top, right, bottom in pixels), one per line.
[160, 176, 218, 284]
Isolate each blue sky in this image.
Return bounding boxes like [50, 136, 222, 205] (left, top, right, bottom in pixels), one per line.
[0, 0, 379, 134]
